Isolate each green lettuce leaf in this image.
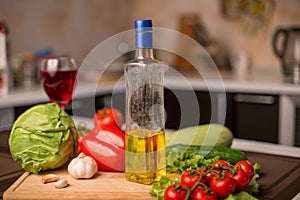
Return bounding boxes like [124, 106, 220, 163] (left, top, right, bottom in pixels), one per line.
[245, 162, 261, 194]
[149, 176, 179, 200]
[225, 191, 259, 200]
[166, 150, 220, 174]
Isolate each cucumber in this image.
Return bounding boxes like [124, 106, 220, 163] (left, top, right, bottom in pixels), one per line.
[166, 124, 233, 147]
[166, 144, 247, 165]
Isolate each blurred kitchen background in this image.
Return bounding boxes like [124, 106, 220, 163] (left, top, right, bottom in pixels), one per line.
[1, 1, 300, 198]
[0, 0, 299, 79]
[0, 0, 300, 144]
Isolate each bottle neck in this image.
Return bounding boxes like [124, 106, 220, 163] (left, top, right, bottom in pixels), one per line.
[135, 48, 154, 59]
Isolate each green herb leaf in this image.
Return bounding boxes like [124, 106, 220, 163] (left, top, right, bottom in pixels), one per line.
[166, 150, 219, 174]
[245, 162, 261, 194]
[225, 191, 259, 200]
[149, 176, 179, 200]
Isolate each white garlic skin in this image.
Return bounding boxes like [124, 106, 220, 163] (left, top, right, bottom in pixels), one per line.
[55, 179, 69, 189]
[67, 152, 98, 179]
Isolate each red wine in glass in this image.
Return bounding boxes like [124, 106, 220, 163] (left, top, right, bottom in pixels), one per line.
[40, 57, 77, 109]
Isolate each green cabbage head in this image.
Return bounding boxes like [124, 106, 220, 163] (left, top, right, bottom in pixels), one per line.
[9, 103, 78, 173]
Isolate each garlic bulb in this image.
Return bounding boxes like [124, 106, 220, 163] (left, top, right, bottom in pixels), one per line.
[67, 152, 98, 179]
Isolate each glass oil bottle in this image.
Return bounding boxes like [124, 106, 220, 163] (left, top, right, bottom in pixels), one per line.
[124, 19, 167, 185]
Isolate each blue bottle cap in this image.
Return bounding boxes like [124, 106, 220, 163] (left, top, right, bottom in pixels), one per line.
[134, 20, 152, 29]
[134, 20, 152, 48]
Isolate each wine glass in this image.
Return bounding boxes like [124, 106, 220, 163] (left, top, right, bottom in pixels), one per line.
[40, 56, 77, 109]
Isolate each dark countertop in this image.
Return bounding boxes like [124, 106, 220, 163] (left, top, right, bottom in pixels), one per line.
[1, 129, 300, 200]
[246, 152, 300, 199]
[0, 131, 24, 200]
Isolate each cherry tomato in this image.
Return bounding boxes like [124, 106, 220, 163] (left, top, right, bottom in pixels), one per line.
[197, 168, 209, 185]
[192, 187, 217, 200]
[164, 184, 189, 200]
[210, 173, 236, 198]
[199, 166, 216, 184]
[181, 169, 203, 189]
[234, 160, 255, 179]
[94, 108, 123, 129]
[80, 126, 125, 171]
[231, 167, 251, 192]
[212, 160, 230, 170]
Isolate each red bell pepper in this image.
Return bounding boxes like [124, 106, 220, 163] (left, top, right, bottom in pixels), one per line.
[79, 126, 125, 172]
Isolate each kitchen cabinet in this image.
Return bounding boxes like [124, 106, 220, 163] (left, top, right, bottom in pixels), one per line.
[229, 93, 279, 143]
[296, 108, 300, 146]
[164, 89, 222, 129]
[12, 89, 280, 144]
[164, 89, 279, 144]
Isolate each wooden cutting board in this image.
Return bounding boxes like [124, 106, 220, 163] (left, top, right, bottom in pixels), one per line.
[3, 166, 156, 200]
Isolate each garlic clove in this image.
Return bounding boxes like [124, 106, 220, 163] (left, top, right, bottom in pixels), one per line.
[42, 174, 60, 184]
[54, 179, 69, 189]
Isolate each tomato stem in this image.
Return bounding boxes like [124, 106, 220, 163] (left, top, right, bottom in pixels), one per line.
[183, 170, 207, 200]
[190, 171, 204, 191]
[184, 187, 191, 200]
[101, 110, 107, 116]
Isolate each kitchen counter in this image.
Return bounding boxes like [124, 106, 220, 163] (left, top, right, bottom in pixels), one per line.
[1, 125, 300, 199]
[1, 67, 300, 108]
